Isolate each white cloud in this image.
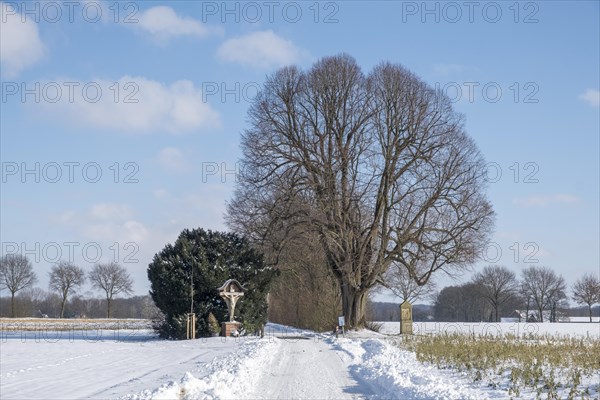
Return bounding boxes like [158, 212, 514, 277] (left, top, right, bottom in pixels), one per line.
[512, 194, 579, 207]
[158, 147, 188, 172]
[217, 30, 307, 69]
[121, 221, 149, 243]
[0, 2, 44, 77]
[579, 89, 600, 107]
[32, 76, 221, 134]
[91, 203, 133, 220]
[136, 6, 222, 41]
[83, 220, 149, 246]
[83, 203, 149, 245]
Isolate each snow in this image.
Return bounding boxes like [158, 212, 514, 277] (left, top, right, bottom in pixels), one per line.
[2, 320, 598, 399]
[331, 337, 497, 400]
[568, 316, 600, 322]
[378, 321, 600, 338]
[250, 333, 374, 399]
[124, 336, 280, 400]
[1, 318, 151, 332]
[1, 329, 258, 399]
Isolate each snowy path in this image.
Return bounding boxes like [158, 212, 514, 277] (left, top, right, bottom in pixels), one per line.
[247, 332, 490, 400]
[250, 337, 373, 399]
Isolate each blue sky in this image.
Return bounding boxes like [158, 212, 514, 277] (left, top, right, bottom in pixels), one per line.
[1, 1, 598, 301]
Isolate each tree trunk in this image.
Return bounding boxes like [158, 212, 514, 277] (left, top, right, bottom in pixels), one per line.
[589, 304, 593, 323]
[538, 306, 544, 323]
[106, 297, 111, 318]
[341, 284, 368, 329]
[11, 292, 15, 318]
[60, 299, 66, 319]
[494, 304, 499, 322]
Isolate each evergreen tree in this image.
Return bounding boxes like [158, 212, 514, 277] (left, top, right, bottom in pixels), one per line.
[148, 228, 277, 339]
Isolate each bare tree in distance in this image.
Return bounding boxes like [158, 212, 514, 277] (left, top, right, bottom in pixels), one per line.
[21, 287, 49, 317]
[49, 261, 86, 318]
[380, 262, 437, 304]
[521, 265, 567, 323]
[571, 273, 600, 322]
[0, 254, 37, 317]
[472, 265, 518, 322]
[517, 281, 534, 322]
[227, 54, 494, 328]
[88, 263, 133, 318]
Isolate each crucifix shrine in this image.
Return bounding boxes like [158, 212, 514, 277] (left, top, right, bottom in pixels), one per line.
[218, 279, 246, 337]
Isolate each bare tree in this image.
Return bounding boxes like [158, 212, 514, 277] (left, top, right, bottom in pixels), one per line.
[88, 263, 133, 318]
[472, 265, 518, 322]
[572, 273, 600, 322]
[517, 281, 534, 322]
[48, 261, 86, 318]
[381, 262, 437, 304]
[0, 254, 37, 317]
[227, 54, 494, 328]
[521, 266, 567, 322]
[433, 283, 489, 322]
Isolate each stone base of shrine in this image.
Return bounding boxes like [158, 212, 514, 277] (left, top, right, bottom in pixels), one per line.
[221, 321, 241, 337]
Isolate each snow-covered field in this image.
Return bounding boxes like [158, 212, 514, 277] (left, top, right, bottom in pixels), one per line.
[378, 321, 600, 338]
[0, 318, 151, 331]
[1, 321, 598, 399]
[1, 328, 253, 399]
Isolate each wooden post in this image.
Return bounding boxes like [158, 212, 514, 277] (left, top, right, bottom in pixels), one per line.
[186, 313, 196, 339]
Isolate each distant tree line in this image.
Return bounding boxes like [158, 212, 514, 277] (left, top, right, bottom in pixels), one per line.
[366, 301, 433, 322]
[432, 265, 600, 323]
[0, 254, 137, 318]
[0, 290, 159, 319]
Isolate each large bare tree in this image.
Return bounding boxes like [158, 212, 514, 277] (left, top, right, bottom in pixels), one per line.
[472, 265, 518, 322]
[48, 261, 86, 318]
[0, 254, 37, 317]
[227, 55, 494, 328]
[521, 266, 567, 322]
[88, 262, 133, 318]
[571, 273, 600, 322]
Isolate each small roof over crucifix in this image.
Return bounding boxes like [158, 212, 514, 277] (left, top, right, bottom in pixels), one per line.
[218, 279, 246, 294]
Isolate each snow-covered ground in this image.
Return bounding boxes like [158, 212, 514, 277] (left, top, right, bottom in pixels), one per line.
[568, 316, 600, 323]
[1, 322, 501, 399]
[0, 318, 151, 331]
[126, 324, 503, 400]
[1, 328, 266, 399]
[378, 321, 600, 338]
[2, 321, 598, 399]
